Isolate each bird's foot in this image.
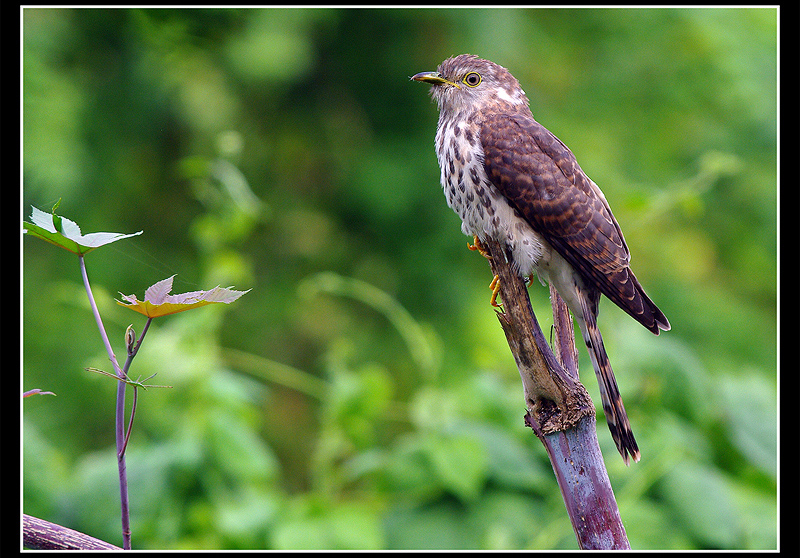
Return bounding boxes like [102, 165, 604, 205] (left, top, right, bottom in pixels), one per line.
[467, 237, 504, 309]
[489, 274, 503, 308]
[467, 236, 490, 259]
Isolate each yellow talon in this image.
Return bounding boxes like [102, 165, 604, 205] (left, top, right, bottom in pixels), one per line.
[468, 237, 502, 307]
[467, 236, 490, 259]
[489, 274, 502, 307]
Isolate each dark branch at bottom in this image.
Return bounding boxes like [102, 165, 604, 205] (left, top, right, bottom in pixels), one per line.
[23, 514, 121, 550]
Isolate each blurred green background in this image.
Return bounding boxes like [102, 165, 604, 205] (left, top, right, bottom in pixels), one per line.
[22, 7, 777, 550]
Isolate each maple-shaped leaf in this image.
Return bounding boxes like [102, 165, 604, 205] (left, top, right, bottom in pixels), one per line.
[23, 204, 142, 255]
[116, 275, 250, 318]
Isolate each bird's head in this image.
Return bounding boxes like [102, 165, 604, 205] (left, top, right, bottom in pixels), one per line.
[411, 54, 529, 115]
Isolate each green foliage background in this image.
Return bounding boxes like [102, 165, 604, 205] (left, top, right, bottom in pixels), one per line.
[22, 7, 777, 550]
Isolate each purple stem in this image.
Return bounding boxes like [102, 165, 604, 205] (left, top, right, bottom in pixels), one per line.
[79, 255, 131, 550]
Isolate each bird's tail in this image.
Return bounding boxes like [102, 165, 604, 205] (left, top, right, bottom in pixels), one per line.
[577, 298, 641, 465]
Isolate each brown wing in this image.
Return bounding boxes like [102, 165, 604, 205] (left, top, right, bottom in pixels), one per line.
[481, 111, 669, 333]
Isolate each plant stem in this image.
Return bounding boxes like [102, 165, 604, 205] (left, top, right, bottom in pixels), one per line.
[79, 255, 123, 378]
[114, 377, 131, 549]
[117, 318, 152, 460]
[119, 384, 138, 460]
[79, 255, 132, 550]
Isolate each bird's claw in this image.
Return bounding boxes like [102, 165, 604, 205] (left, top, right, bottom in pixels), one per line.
[489, 274, 503, 308]
[467, 236, 491, 259]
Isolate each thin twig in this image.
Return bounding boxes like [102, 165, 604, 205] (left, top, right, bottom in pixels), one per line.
[79, 254, 131, 550]
[117, 317, 155, 461]
[119, 385, 138, 459]
[79, 255, 123, 378]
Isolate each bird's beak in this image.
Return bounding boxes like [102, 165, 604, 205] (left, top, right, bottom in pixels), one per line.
[410, 71, 460, 89]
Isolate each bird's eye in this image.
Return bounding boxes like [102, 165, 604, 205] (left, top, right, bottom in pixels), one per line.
[463, 72, 482, 87]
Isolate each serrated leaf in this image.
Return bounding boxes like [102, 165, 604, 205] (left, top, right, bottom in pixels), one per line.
[116, 275, 250, 317]
[23, 205, 142, 255]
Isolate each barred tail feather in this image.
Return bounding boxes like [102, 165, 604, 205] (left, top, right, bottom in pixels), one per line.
[577, 300, 641, 465]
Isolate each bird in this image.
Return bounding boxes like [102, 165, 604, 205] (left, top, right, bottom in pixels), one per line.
[411, 54, 670, 464]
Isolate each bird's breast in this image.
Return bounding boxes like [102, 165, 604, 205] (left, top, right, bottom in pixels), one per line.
[435, 119, 553, 279]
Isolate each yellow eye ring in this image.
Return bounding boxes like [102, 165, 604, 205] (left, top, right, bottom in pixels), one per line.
[463, 72, 482, 87]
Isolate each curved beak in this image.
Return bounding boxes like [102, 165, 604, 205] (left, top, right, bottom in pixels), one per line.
[410, 71, 460, 89]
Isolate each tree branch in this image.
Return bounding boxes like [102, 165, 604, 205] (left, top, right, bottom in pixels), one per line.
[480, 237, 631, 550]
[23, 514, 121, 550]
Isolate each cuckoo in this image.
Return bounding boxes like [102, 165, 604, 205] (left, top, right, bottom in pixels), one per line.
[412, 54, 670, 464]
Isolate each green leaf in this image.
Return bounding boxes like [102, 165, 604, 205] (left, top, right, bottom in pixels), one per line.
[660, 462, 742, 548]
[23, 205, 142, 255]
[116, 275, 250, 317]
[426, 432, 488, 503]
[720, 374, 777, 478]
[272, 497, 385, 550]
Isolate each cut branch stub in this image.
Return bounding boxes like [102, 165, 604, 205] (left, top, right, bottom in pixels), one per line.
[481, 237, 594, 435]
